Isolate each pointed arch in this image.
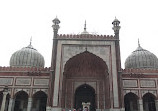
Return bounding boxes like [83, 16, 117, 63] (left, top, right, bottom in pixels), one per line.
[62, 51, 110, 109]
[74, 83, 96, 92]
[74, 84, 96, 111]
[32, 91, 47, 111]
[143, 93, 156, 111]
[124, 92, 139, 111]
[64, 51, 108, 78]
[14, 91, 28, 111]
[75, 84, 95, 94]
[14, 90, 29, 97]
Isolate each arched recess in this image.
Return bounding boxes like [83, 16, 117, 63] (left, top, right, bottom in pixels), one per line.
[0, 91, 10, 111]
[61, 51, 110, 109]
[32, 91, 47, 111]
[124, 92, 139, 111]
[74, 84, 95, 111]
[143, 93, 156, 111]
[14, 91, 28, 111]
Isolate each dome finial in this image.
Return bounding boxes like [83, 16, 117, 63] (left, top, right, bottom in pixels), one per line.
[138, 38, 140, 47]
[30, 36, 32, 45]
[27, 37, 34, 49]
[84, 20, 87, 31]
[81, 20, 89, 35]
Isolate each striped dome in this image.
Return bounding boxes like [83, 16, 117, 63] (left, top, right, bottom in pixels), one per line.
[125, 45, 158, 69]
[10, 44, 45, 68]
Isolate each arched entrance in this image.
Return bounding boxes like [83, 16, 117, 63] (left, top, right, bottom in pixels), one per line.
[74, 84, 95, 111]
[143, 93, 156, 111]
[14, 91, 28, 111]
[32, 91, 47, 111]
[124, 92, 138, 111]
[62, 51, 110, 110]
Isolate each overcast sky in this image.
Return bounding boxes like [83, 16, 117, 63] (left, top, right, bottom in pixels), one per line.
[0, 0, 158, 68]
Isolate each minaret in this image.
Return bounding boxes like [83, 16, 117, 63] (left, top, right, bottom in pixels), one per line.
[112, 17, 121, 71]
[112, 17, 123, 109]
[48, 17, 60, 108]
[51, 17, 60, 68]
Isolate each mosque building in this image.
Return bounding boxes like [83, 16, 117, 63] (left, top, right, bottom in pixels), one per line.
[0, 17, 158, 111]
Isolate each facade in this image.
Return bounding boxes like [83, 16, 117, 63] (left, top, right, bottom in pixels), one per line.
[0, 17, 158, 111]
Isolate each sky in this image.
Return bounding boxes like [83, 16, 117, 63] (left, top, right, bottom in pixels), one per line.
[0, 0, 158, 68]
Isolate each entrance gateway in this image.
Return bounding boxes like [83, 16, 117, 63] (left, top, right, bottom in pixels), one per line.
[50, 17, 123, 111]
[62, 51, 110, 110]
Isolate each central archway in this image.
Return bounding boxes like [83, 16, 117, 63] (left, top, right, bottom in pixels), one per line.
[74, 84, 95, 111]
[62, 51, 110, 110]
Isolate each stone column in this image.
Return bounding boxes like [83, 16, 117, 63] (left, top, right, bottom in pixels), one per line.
[0, 91, 8, 111]
[138, 99, 144, 111]
[155, 100, 158, 111]
[27, 98, 32, 111]
[8, 98, 14, 111]
[12, 99, 15, 111]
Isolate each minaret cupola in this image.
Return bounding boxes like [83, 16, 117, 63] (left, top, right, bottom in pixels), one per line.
[112, 17, 121, 38]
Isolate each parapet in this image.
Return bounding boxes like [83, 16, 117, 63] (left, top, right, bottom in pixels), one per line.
[0, 66, 51, 72]
[56, 34, 116, 40]
[122, 68, 158, 74]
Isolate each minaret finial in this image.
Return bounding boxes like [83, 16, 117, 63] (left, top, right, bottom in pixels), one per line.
[84, 20, 86, 31]
[30, 37, 32, 45]
[138, 38, 140, 47]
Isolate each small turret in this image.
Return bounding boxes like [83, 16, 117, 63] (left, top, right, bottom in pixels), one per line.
[112, 17, 121, 38]
[52, 17, 60, 38]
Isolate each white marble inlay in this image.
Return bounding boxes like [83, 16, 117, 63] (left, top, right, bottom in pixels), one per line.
[0, 78, 13, 85]
[16, 78, 31, 85]
[123, 80, 137, 87]
[34, 79, 49, 85]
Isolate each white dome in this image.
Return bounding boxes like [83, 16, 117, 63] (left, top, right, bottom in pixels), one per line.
[125, 45, 158, 69]
[10, 44, 45, 68]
